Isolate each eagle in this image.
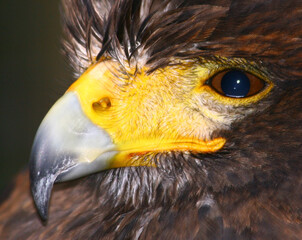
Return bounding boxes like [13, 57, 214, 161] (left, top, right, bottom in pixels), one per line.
[1, 0, 302, 239]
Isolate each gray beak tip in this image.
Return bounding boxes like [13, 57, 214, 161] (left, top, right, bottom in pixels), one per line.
[29, 92, 117, 220]
[30, 173, 56, 222]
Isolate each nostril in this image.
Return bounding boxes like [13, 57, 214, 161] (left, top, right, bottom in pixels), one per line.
[92, 97, 111, 112]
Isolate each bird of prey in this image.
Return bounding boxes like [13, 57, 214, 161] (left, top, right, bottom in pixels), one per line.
[1, 0, 302, 239]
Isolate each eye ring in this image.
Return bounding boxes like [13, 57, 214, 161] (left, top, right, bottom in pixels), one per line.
[209, 69, 266, 98]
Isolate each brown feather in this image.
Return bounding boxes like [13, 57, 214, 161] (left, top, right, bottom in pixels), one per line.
[1, 0, 302, 239]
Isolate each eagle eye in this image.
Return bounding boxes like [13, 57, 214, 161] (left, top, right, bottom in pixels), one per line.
[209, 70, 265, 98]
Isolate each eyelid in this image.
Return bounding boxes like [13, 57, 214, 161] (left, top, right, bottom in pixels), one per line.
[209, 70, 266, 98]
[197, 67, 274, 106]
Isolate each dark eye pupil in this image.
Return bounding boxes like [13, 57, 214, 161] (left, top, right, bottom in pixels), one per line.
[221, 70, 250, 98]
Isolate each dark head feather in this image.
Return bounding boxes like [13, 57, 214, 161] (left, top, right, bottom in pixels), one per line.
[62, 0, 231, 74]
[1, 1, 302, 239]
[62, 0, 302, 78]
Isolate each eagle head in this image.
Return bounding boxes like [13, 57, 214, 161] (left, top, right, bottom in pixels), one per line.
[28, 1, 302, 238]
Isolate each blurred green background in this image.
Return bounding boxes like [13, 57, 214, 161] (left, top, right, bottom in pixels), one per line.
[0, 1, 71, 191]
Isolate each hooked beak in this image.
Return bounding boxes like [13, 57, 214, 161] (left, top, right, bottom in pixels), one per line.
[29, 92, 117, 221]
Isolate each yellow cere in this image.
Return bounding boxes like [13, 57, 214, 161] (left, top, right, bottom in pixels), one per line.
[67, 58, 272, 168]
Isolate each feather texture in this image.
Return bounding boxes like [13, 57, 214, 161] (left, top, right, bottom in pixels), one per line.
[62, 0, 302, 78]
[1, 0, 302, 239]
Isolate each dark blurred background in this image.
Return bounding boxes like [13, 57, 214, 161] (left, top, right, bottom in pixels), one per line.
[0, 1, 71, 191]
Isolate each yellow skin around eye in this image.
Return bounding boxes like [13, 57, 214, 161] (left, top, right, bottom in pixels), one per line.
[67, 58, 272, 167]
[194, 63, 274, 106]
[198, 84, 273, 106]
